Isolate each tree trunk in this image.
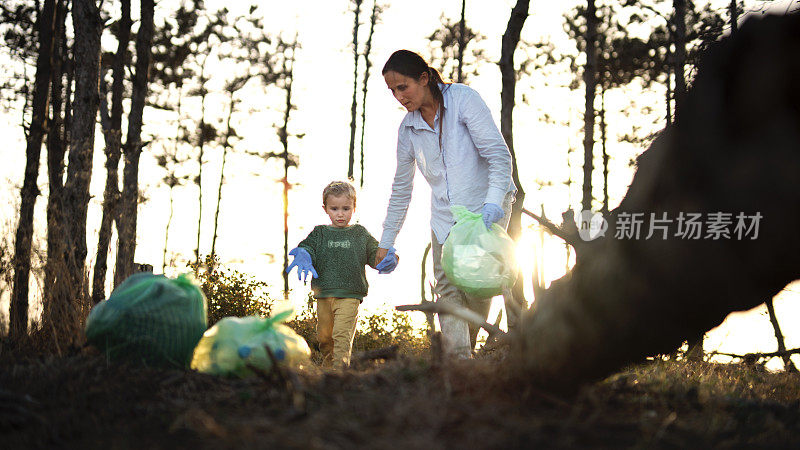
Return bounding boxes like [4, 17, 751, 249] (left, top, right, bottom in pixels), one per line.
[92, 0, 130, 303]
[211, 91, 235, 257]
[673, 0, 687, 117]
[115, 0, 154, 287]
[279, 40, 297, 298]
[581, 0, 598, 213]
[161, 184, 175, 273]
[456, 0, 466, 83]
[43, 0, 68, 327]
[192, 56, 209, 270]
[60, 0, 101, 327]
[10, 0, 58, 340]
[765, 298, 797, 373]
[729, 0, 737, 35]
[162, 84, 183, 274]
[665, 51, 672, 126]
[499, 0, 529, 331]
[600, 88, 609, 215]
[515, 14, 800, 389]
[358, 0, 379, 188]
[347, 0, 362, 180]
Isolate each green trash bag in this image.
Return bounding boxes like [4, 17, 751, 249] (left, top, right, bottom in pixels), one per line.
[441, 205, 519, 298]
[190, 311, 311, 377]
[85, 272, 208, 368]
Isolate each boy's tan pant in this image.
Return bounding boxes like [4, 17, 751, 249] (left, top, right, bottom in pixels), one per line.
[316, 297, 360, 367]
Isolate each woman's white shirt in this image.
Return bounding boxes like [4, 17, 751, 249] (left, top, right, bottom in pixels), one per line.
[379, 83, 515, 248]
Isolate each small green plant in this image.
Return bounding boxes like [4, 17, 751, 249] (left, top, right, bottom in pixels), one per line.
[353, 309, 428, 356]
[282, 293, 429, 364]
[189, 254, 275, 325]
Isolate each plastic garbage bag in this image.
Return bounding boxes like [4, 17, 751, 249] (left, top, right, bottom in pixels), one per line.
[190, 310, 311, 377]
[85, 272, 208, 368]
[441, 205, 519, 298]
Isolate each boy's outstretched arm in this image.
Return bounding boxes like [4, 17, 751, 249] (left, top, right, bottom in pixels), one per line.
[286, 247, 318, 282]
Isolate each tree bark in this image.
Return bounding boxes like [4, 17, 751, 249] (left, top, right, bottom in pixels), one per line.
[600, 89, 609, 215]
[456, 0, 466, 83]
[358, 0, 379, 188]
[729, 0, 737, 35]
[499, 0, 529, 331]
[61, 0, 102, 322]
[347, 0, 362, 180]
[515, 14, 800, 389]
[673, 0, 687, 117]
[279, 39, 297, 298]
[211, 91, 235, 257]
[115, 0, 154, 287]
[43, 0, 68, 327]
[92, 0, 130, 303]
[582, 0, 598, 212]
[10, 0, 58, 340]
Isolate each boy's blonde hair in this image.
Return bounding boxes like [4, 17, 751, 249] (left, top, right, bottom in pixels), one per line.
[322, 181, 357, 207]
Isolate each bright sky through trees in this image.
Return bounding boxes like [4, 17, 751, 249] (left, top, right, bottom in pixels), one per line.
[1, 0, 798, 367]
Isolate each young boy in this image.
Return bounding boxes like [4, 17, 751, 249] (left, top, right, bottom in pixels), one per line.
[287, 181, 398, 367]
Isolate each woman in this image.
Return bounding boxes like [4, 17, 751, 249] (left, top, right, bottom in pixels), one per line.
[375, 49, 516, 358]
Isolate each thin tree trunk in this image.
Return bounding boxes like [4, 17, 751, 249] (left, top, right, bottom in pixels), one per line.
[115, 0, 154, 287]
[358, 0, 378, 188]
[62, 0, 102, 323]
[729, 0, 738, 35]
[347, 0, 362, 180]
[600, 88, 609, 215]
[499, 0, 529, 331]
[162, 83, 183, 273]
[161, 184, 175, 273]
[43, 0, 68, 326]
[211, 91, 236, 257]
[457, 0, 466, 83]
[765, 298, 797, 373]
[92, 0, 130, 303]
[582, 0, 598, 213]
[10, 0, 58, 340]
[666, 52, 672, 126]
[673, 0, 687, 117]
[193, 56, 209, 270]
[279, 39, 297, 298]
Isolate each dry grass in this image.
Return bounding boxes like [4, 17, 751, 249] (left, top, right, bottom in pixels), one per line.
[1, 342, 799, 449]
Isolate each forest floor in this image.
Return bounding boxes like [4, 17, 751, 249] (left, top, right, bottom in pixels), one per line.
[2, 341, 800, 449]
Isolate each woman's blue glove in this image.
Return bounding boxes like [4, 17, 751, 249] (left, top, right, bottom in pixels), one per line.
[286, 247, 318, 282]
[375, 247, 398, 274]
[481, 203, 504, 230]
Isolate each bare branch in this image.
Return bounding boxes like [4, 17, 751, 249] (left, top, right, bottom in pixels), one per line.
[521, 207, 581, 248]
[396, 302, 507, 341]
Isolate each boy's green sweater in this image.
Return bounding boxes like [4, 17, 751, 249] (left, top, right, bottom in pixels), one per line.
[298, 224, 379, 301]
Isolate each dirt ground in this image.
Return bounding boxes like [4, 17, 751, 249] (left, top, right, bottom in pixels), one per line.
[2, 343, 800, 449]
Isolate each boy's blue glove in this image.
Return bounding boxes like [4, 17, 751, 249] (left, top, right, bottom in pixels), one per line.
[481, 203, 504, 230]
[286, 247, 318, 282]
[375, 247, 398, 274]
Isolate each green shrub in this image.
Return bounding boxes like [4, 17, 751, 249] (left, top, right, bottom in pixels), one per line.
[283, 293, 429, 362]
[189, 255, 275, 325]
[353, 309, 428, 356]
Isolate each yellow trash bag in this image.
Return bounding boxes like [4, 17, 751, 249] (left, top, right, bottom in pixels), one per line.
[191, 310, 310, 377]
